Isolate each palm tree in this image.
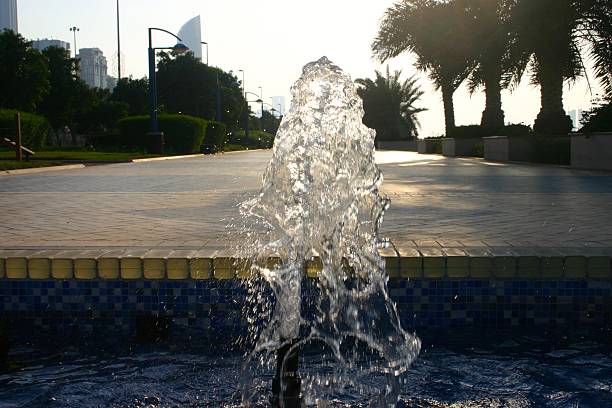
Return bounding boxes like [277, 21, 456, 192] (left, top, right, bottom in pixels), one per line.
[507, 0, 612, 134]
[356, 67, 426, 144]
[464, 0, 521, 132]
[372, 0, 476, 136]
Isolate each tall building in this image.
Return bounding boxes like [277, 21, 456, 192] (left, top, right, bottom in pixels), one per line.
[271, 96, 286, 116]
[177, 15, 202, 60]
[32, 39, 71, 54]
[78, 48, 108, 89]
[0, 0, 18, 33]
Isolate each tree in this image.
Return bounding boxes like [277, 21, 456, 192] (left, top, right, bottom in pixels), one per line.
[0, 30, 49, 111]
[156, 52, 246, 130]
[260, 110, 281, 135]
[74, 88, 128, 135]
[38, 46, 83, 135]
[356, 67, 426, 143]
[507, 0, 612, 134]
[373, 0, 476, 136]
[111, 77, 149, 116]
[464, 0, 520, 132]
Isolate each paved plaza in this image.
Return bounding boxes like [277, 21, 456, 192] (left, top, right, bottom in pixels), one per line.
[1, 150, 612, 255]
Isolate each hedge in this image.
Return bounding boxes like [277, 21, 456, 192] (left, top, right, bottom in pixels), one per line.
[228, 130, 274, 149]
[118, 114, 207, 154]
[449, 124, 533, 139]
[202, 121, 227, 153]
[0, 109, 50, 149]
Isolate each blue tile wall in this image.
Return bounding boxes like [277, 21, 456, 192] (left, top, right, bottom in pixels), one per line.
[1, 279, 610, 337]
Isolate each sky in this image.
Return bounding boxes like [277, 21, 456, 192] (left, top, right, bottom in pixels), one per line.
[18, 0, 603, 137]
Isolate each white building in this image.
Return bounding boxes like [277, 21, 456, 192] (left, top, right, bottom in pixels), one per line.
[78, 48, 108, 89]
[271, 96, 286, 116]
[0, 0, 18, 33]
[32, 39, 71, 54]
[177, 15, 202, 60]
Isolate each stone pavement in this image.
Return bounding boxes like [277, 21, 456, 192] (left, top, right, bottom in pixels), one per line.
[1, 150, 612, 256]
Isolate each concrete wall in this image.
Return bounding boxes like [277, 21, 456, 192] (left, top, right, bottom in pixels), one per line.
[377, 141, 417, 151]
[418, 139, 440, 154]
[483, 136, 509, 161]
[571, 133, 612, 171]
[442, 138, 481, 157]
[484, 136, 535, 162]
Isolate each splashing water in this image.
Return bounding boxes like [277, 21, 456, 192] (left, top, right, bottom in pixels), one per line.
[237, 57, 421, 406]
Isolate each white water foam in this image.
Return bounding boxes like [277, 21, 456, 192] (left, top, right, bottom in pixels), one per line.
[238, 57, 420, 406]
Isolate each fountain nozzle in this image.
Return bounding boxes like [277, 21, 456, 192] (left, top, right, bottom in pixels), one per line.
[271, 340, 301, 407]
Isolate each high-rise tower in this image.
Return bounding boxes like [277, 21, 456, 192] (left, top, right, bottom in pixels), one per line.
[0, 0, 18, 33]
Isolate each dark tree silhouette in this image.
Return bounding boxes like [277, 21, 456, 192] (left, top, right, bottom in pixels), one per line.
[0, 30, 49, 111]
[373, 0, 476, 136]
[356, 67, 426, 143]
[507, 0, 612, 134]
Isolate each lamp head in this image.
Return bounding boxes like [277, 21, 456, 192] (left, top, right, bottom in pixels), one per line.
[173, 43, 189, 55]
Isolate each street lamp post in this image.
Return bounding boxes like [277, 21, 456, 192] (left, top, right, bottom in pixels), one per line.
[116, 0, 121, 79]
[69, 26, 79, 58]
[202, 41, 208, 65]
[245, 91, 263, 135]
[238, 70, 248, 137]
[147, 27, 189, 154]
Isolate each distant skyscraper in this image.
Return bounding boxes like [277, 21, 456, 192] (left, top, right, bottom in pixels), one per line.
[177, 15, 202, 60]
[0, 0, 18, 33]
[32, 39, 71, 54]
[569, 110, 578, 130]
[271, 96, 286, 116]
[78, 48, 108, 89]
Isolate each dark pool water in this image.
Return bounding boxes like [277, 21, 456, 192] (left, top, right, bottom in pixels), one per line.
[1, 330, 611, 407]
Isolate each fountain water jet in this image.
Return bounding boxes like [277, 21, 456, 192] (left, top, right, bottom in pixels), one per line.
[238, 57, 420, 407]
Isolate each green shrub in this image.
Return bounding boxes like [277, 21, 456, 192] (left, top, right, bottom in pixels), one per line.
[449, 124, 533, 139]
[580, 99, 612, 132]
[229, 130, 274, 149]
[118, 114, 207, 154]
[0, 109, 50, 149]
[202, 121, 227, 153]
[449, 125, 489, 139]
[503, 123, 533, 137]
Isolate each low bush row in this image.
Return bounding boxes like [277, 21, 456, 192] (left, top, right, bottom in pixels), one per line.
[0, 109, 50, 149]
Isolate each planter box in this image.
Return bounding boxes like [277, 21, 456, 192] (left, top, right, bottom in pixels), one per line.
[377, 141, 417, 151]
[418, 139, 441, 154]
[571, 133, 612, 171]
[483, 136, 535, 162]
[442, 138, 481, 157]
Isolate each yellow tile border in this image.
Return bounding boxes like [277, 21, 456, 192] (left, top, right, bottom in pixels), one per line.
[0, 254, 609, 282]
[587, 256, 611, 280]
[75, 259, 97, 280]
[28, 258, 51, 280]
[51, 259, 74, 279]
[167, 258, 190, 280]
[98, 258, 120, 279]
[6, 257, 27, 279]
[121, 258, 143, 280]
[143, 258, 165, 280]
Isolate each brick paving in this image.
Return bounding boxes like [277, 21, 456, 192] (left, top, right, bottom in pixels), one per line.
[1, 150, 612, 254]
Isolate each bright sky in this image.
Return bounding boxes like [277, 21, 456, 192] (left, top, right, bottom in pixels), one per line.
[18, 0, 601, 136]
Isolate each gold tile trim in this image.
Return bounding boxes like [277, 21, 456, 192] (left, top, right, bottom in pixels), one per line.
[28, 258, 51, 279]
[51, 259, 74, 279]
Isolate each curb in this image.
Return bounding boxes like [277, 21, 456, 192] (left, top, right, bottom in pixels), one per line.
[131, 154, 205, 163]
[0, 164, 86, 176]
